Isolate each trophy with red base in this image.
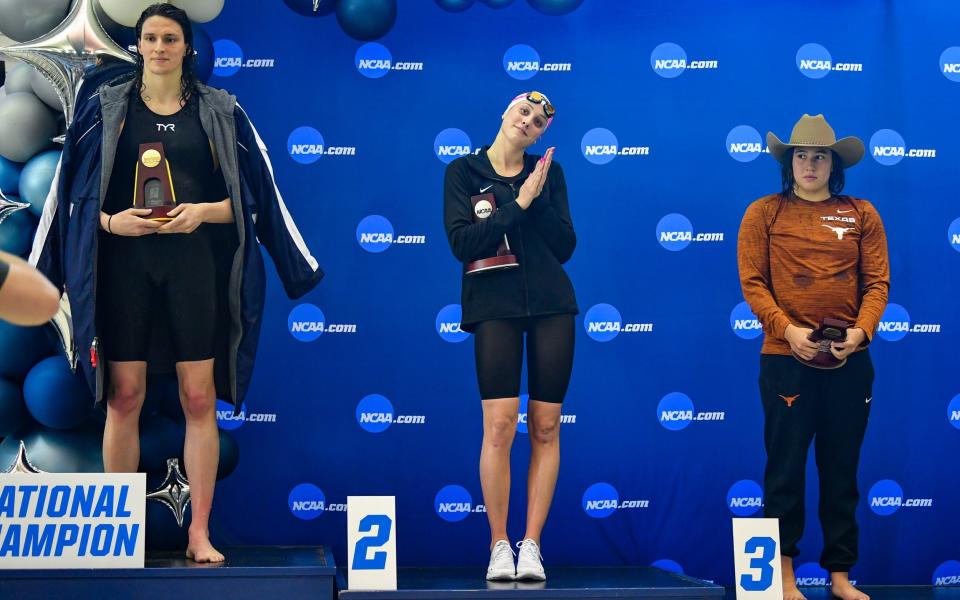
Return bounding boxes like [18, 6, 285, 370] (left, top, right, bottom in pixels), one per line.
[794, 318, 851, 369]
[465, 192, 518, 274]
[133, 142, 176, 221]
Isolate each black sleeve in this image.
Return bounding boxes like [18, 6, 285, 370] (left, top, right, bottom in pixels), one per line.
[526, 161, 576, 263]
[443, 159, 526, 263]
[0, 257, 9, 290]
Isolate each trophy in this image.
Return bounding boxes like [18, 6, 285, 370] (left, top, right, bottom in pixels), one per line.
[793, 318, 851, 369]
[133, 142, 176, 221]
[465, 192, 519, 274]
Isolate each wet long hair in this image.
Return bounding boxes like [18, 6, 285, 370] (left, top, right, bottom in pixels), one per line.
[132, 3, 200, 105]
[779, 148, 846, 198]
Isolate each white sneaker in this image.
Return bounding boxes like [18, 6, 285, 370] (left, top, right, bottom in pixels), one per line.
[485, 540, 516, 581]
[515, 538, 546, 581]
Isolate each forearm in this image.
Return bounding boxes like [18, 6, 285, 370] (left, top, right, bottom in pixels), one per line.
[200, 198, 234, 224]
[0, 254, 60, 326]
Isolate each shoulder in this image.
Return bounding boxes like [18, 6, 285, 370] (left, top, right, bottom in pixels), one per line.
[743, 193, 781, 218]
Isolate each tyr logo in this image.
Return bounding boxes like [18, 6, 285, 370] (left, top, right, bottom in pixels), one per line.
[157, 123, 176, 132]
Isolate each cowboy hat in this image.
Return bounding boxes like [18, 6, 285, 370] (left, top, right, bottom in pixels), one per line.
[767, 114, 864, 168]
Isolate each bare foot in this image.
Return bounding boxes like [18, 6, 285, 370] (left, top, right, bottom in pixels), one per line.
[831, 577, 869, 600]
[783, 581, 808, 600]
[781, 556, 806, 600]
[186, 529, 225, 563]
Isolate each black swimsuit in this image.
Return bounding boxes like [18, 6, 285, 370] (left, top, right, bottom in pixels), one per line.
[97, 93, 230, 363]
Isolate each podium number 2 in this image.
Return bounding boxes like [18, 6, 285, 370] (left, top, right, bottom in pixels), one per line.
[740, 536, 776, 591]
[352, 514, 393, 570]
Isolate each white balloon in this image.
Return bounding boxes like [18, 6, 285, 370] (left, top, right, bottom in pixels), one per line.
[30, 67, 62, 110]
[0, 93, 58, 163]
[4, 62, 32, 93]
[170, 0, 224, 23]
[97, 0, 156, 28]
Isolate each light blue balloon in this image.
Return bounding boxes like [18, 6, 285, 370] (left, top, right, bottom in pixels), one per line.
[23, 355, 94, 430]
[0, 155, 23, 195]
[19, 149, 60, 217]
[0, 207, 36, 256]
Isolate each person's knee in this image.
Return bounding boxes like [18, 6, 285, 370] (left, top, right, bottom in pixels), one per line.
[108, 377, 145, 418]
[528, 413, 560, 445]
[484, 414, 517, 447]
[180, 381, 215, 420]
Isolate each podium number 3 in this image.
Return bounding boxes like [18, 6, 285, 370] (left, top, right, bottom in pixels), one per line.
[352, 514, 393, 570]
[740, 536, 776, 591]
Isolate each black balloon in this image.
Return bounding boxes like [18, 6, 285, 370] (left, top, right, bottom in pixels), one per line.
[336, 0, 397, 41]
[434, 0, 474, 12]
[526, 0, 584, 15]
[283, 0, 338, 17]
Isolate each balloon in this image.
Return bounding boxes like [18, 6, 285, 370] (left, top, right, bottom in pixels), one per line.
[0, 0, 71, 42]
[170, 0, 225, 23]
[98, 0, 156, 28]
[283, 0, 338, 17]
[3, 62, 32, 93]
[0, 191, 29, 226]
[215, 429, 239, 480]
[480, 0, 515, 7]
[0, 92, 57, 162]
[0, 206, 36, 255]
[434, 0, 475, 12]
[18, 149, 59, 216]
[526, 0, 584, 15]
[0, 319, 52, 379]
[147, 458, 190, 526]
[48, 292, 76, 374]
[0, 154, 22, 195]
[0, 377, 26, 437]
[145, 374, 183, 422]
[0, 0, 134, 126]
[192, 25, 214, 84]
[23, 354, 94, 429]
[336, 0, 397, 41]
[145, 494, 190, 550]
[92, 3, 136, 53]
[0, 421, 103, 472]
[139, 413, 184, 474]
[30, 63, 62, 110]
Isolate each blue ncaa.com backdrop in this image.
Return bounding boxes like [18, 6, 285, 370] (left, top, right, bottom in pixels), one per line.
[200, 0, 959, 586]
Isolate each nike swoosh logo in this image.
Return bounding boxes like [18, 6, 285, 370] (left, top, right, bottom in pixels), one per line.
[865, 397, 872, 404]
[837, 209, 854, 214]
[480, 185, 493, 193]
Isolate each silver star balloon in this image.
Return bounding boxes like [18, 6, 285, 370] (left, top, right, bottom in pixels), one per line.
[3, 441, 44, 474]
[50, 292, 78, 371]
[0, 190, 31, 226]
[0, 0, 134, 125]
[147, 458, 191, 527]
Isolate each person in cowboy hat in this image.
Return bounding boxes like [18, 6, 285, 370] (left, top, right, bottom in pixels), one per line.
[737, 114, 890, 600]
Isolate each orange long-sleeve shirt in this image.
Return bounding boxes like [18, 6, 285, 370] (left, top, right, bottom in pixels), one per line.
[737, 194, 890, 355]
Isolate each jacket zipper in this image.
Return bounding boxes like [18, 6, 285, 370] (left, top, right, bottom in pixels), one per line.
[508, 180, 531, 317]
